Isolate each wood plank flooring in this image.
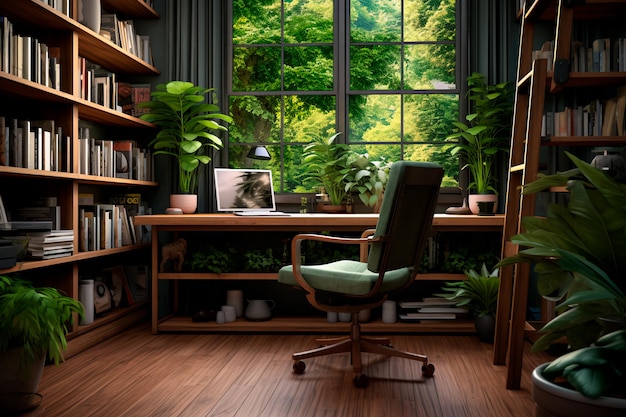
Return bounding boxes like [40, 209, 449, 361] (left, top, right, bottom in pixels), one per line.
[22, 323, 552, 417]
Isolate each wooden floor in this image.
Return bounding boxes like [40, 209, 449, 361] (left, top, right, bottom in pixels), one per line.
[23, 323, 552, 417]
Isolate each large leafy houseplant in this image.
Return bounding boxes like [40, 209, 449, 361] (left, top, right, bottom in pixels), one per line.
[344, 153, 392, 210]
[498, 152, 626, 400]
[0, 275, 84, 366]
[301, 133, 351, 206]
[447, 72, 514, 195]
[139, 81, 232, 194]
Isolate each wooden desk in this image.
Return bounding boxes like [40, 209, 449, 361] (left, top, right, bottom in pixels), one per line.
[134, 213, 504, 333]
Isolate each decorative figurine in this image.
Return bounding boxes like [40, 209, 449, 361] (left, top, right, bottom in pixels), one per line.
[160, 238, 187, 272]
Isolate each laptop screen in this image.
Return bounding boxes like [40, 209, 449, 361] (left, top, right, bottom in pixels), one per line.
[214, 168, 277, 212]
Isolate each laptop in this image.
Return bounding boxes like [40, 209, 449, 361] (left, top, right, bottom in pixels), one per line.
[214, 168, 288, 216]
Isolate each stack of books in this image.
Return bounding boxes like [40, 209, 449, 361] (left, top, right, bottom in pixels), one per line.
[28, 229, 74, 260]
[398, 297, 470, 322]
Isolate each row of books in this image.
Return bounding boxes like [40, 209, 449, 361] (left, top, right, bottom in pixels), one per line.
[542, 87, 626, 137]
[78, 192, 149, 252]
[0, 16, 62, 89]
[38, 0, 71, 16]
[398, 297, 470, 322]
[79, 60, 153, 115]
[533, 38, 626, 73]
[78, 129, 153, 181]
[100, 14, 153, 65]
[79, 204, 136, 252]
[0, 116, 71, 171]
[80, 59, 119, 110]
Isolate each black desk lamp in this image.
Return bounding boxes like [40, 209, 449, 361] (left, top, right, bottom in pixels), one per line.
[247, 146, 271, 160]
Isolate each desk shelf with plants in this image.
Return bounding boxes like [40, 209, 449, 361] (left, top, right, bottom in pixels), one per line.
[133, 213, 504, 334]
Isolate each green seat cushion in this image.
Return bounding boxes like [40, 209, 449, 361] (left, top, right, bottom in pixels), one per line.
[278, 260, 411, 296]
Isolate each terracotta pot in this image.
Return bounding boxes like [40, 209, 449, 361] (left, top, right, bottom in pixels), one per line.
[319, 204, 346, 213]
[169, 194, 197, 214]
[468, 193, 497, 215]
[532, 363, 626, 417]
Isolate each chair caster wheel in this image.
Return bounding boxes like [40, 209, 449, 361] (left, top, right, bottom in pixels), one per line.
[422, 363, 435, 377]
[293, 360, 306, 374]
[353, 373, 369, 388]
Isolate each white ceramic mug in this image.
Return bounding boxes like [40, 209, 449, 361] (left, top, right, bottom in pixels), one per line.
[216, 310, 226, 324]
[327, 312, 338, 323]
[221, 305, 237, 322]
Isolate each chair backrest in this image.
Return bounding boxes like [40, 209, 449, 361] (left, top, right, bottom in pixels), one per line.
[367, 161, 443, 273]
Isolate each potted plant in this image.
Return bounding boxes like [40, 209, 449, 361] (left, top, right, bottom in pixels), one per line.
[437, 263, 500, 342]
[344, 152, 392, 212]
[498, 152, 626, 415]
[139, 81, 232, 213]
[0, 275, 84, 412]
[301, 132, 351, 211]
[446, 72, 514, 214]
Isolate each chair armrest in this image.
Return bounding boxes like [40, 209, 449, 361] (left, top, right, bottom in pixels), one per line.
[289, 233, 370, 294]
[360, 229, 376, 261]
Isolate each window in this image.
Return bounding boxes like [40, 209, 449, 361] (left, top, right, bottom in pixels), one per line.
[227, 0, 461, 192]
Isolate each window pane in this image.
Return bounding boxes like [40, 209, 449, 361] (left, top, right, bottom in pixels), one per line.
[404, 94, 458, 143]
[350, 0, 401, 43]
[233, 46, 281, 92]
[404, 44, 456, 90]
[285, 0, 334, 43]
[233, 0, 281, 44]
[404, 0, 456, 42]
[350, 45, 401, 91]
[284, 46, 334, 91]
[284, 95, 336, 143]
[349, 94, 401, 143]
[229, 96, 281, 144]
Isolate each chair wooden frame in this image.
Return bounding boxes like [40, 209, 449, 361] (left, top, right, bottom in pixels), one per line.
[281, 162, 443, 387]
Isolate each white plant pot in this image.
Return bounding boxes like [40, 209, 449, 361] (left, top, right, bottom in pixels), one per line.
[532, 363, 626, 417]
[468, 193, 497, 215]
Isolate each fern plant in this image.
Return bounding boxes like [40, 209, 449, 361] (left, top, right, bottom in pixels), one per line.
[0, 275, 84, 366]
[437, 263, 499, 317]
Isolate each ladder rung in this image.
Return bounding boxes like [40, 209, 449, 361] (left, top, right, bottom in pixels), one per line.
[510, 163, 525, 172]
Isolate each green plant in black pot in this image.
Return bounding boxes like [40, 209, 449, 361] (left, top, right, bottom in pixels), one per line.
[437, 263, 499, 342]
[498, 151, 626, 400]
[0, 275, 84, 411]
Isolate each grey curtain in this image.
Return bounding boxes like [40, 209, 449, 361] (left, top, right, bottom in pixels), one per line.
[160, 0, 225, 213]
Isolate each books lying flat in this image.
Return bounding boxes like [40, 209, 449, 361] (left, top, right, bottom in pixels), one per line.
[398, 297, 455, 309]
[399, 313, 457, 321]
[416, 307, 469, 314]
[0, 221, 53, 231]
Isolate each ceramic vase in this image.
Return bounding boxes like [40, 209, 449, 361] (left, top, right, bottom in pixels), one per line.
[532, 363, 626, 417]
[468, 193, 497, 215]
[170, 194, 197, 214]
[78, 0, 101, 34]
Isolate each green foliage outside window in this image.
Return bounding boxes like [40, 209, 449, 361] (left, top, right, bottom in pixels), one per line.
[229, 0, 460, 192]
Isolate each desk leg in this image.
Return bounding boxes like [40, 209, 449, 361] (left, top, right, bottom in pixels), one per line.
[151, 225, 159, 334]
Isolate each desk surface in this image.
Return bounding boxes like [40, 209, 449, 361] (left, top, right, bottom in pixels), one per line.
[134, 213, 504, 232]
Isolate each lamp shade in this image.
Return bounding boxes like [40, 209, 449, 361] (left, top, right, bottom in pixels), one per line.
[247, 146, 271, 160]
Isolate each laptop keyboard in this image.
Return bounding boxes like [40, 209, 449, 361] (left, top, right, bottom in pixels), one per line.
[234, 211, 289, 216]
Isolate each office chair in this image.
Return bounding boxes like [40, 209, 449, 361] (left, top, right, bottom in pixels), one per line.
[278, 161, 444, 387]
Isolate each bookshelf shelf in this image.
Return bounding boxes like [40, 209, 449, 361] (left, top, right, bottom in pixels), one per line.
[0, 0, 160, 358]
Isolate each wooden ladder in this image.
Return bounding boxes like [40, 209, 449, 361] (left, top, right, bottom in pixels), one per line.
[492, 0, 553, 390]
